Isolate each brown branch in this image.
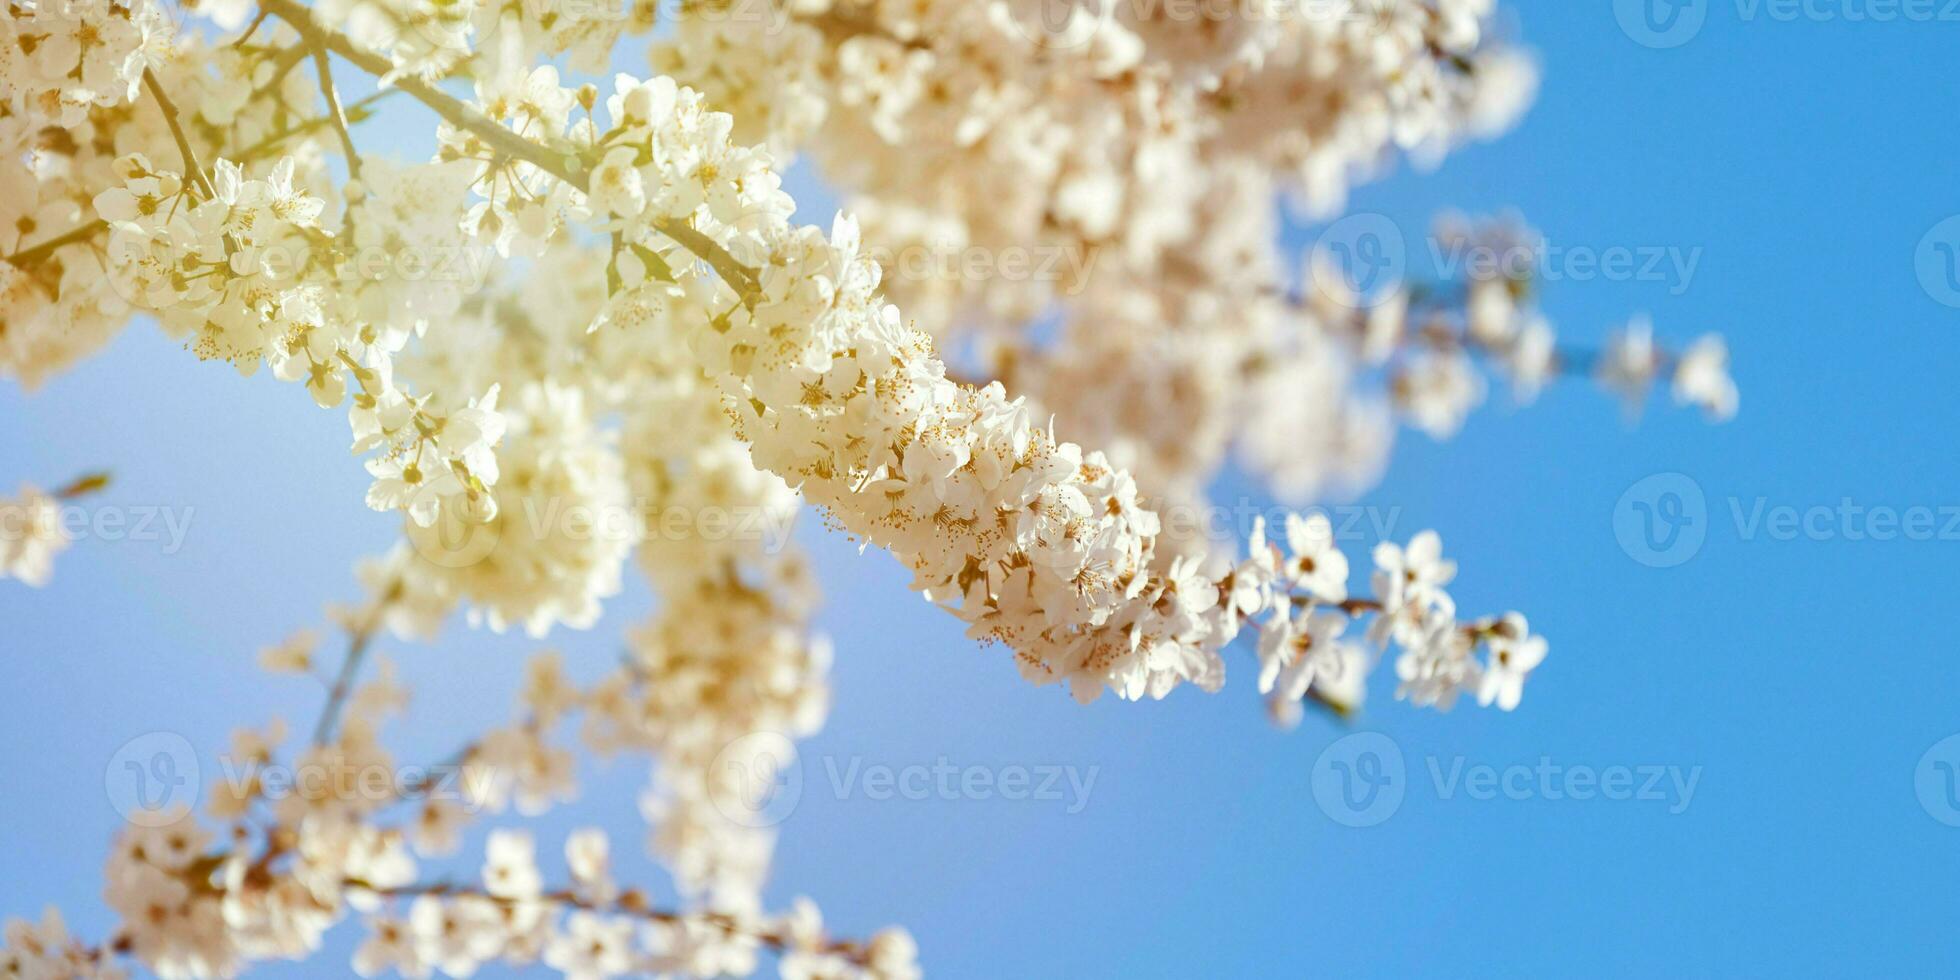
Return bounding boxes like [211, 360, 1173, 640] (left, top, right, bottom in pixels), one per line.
[310, 43, 363, 179]
[260, 0, 582, 179]
[311, 576, 402, 745]
[652, 217, 759, 298]
[1273, 275, 1690, 385]
[232, 9, 271, 46]
[53, 470, 113, 500]
[229, 88, 393, 162]
[3, 220, 106, 266]
[259, 42, 314, 99]
[257, 0, 761, 301]
[143, 69, 217, 200]
[93, 854, 880, 972]
[337, 877, 877, 966]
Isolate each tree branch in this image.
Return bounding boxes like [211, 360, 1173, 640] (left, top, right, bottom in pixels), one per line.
[256, 0, 760, 300]
[310, 43, 363, 179]
[142, 68, 217, 200]
[311, 576, 402, 745]
[53, 471, 113, 500]
[3, 220, 106, 266]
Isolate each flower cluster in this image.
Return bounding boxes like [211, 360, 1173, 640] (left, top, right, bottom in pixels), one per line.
[0, 908, 120, 980]
[1226, 519, 1547, 720]
[506, 60, 1545, 708]
[0, 0, 1733, 973]
[638, 1, 1737, 535]
[1312, 213, 1743, 440]
[2, 564, 913, 980]
[643, 0, 1546, 509]
[1, 0, 164, 126]
[4, 9, 284, 388]
[93, 152, 507, 528]
[390, 381, 633, 637]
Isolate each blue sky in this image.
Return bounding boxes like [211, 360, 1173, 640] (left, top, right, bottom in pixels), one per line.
[6, 1, 1960, 975]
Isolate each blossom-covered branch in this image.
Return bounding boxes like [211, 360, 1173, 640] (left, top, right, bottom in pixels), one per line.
[0, 0, 1738, 974]
[0, 562, 912, 979]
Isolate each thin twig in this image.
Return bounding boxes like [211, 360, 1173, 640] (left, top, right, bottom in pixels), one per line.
[3, 220, 106, 266]
[257, 0, 762, 300]
[53, 471, 112, 500]
[232, 9, 271, 46]
[653, 217, 760, 298]
[259, 0, 581, 179]
[309, 42, 363, 179]
[311, 577, 402, 746]
[229, 88, 392, 163]
[1270, 271, 1692, 385]
[331, 877, 875, 965]
[142, 69, 217, 200]
[607, 230, 624, 294]
[311, 629, 374, 746]
[261, 43, 314, 97]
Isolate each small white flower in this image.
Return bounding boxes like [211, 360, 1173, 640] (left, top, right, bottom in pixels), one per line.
[586, 147, 647, 220]
[1225, 517, 1279, 617]
[1278, 512, 1349, 603]
[1672, 334, 1738, 422]
[522, 652, 579, 726]
[1393, 350, 1485, 439]
[544, 911, 634, 980]
[1466, 278, 1517, 346]
[1393, 605, 1478, 711]
[483, 829, 542, 899]
[1505, 314, 1557, 403]
[354, 916, 427, 978]
[257, 630, 318, 673]
[0, 485, 70, 587]
[865, 926, 922, 980]
[1478, 623, 1549, 711]
[1361, 290, 1407, 365]
[409, 799, 468, 857]
[409, 895, 503, 977]
[565, 828, 614, 902]
[1256, 606, 1350, 701]
[1372, 530, 1457, 613]
[1597, 314, 1661, 412]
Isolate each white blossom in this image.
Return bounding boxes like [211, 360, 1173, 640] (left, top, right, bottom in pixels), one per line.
[0, 485, 70, 587]
[1673, 334, 1740, 422]
[0, 1, 1741, 974]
